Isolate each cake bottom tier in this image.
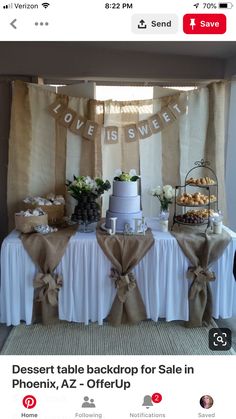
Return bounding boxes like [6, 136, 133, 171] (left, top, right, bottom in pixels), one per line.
[105, 210, 142, 232]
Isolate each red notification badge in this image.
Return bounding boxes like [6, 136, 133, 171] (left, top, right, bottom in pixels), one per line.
[183, 14, 226, 34]
[152, 393, 162, 403]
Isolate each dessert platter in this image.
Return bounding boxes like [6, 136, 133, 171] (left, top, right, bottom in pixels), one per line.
[71, 196, 101, 224]
[173, 160, 219, 229]
[186, 176, 216, 186]
[175, 209, 215, 225]
[177, 192, 216, 206]
[22, 194, 65, 224]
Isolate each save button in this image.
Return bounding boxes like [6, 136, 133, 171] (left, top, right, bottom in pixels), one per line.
[183, 14, 226, 34]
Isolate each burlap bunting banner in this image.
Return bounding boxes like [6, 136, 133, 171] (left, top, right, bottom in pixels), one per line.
[104, 126, 119, 144]
[48, 96, 186, 143]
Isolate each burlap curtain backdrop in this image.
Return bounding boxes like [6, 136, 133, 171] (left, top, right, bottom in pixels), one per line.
[7, 80, 227, 229]
[7, 81, 102, 228]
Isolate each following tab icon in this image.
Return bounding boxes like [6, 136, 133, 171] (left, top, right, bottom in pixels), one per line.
[183, 14, 226, 34]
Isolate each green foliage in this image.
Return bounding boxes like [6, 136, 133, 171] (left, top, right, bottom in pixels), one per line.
[66, 176, 111, 200]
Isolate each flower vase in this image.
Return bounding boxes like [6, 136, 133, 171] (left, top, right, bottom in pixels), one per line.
[159, 209, 169, 232]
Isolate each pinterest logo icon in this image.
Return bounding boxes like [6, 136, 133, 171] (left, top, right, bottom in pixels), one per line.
[23, 395, 37, 409]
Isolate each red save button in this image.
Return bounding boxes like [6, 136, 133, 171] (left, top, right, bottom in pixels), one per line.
[183, 14, 226, 34]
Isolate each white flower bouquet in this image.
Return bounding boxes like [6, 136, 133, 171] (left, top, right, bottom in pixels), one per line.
[66, 176, 111, 200]
[151, 184, 175, 212]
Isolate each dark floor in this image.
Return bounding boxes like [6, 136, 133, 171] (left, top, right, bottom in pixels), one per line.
[0, 318, 235, 354]
[0, 324, 12, 351]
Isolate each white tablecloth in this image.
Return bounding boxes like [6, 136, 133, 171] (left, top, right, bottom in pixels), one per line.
[1, 226, 236, 326]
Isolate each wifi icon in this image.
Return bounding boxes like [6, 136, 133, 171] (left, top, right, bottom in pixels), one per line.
[42, 2, 50, 8]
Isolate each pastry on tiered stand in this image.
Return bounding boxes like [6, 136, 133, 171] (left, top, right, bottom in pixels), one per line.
[173, 160, 218, 229]
[177, 192, 216, 206]
[186, 176, 215, 186]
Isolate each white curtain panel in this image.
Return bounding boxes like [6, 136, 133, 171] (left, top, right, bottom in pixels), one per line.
[179, 88, 209, 184]
[102, 99, 155, 214]
[65, 96, 89, 215]
[139, 99, 162, 217]
[140, 87, 183, 217]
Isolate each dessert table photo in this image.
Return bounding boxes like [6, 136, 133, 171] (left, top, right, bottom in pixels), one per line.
[1, 80, 236, 346]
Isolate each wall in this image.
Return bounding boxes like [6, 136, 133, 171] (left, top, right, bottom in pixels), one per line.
[0, 82, 11, 243]
[226, 81, 236, 232]
[225, 55, 236, 79]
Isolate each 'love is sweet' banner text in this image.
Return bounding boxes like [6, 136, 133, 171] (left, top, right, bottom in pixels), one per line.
[48, 96, 186, 144]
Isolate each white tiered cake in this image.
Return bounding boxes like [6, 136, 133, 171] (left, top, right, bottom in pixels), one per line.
[105, 180, 142, 232]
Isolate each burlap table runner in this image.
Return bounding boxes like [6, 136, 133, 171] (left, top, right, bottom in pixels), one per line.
[171, 226, 231, 327]
[96, 223, 155, 326]
[21, 225, 77, 325]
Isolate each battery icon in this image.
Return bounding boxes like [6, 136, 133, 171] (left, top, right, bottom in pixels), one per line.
[219, 2, 233, 8]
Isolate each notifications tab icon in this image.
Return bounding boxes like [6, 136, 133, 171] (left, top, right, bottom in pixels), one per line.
[183, 14, 226, 34]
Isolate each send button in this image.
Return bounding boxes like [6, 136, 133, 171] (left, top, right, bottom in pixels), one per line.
[132, 14, 178, 34]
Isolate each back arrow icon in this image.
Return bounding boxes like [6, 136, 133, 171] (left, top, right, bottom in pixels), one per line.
[10, 19, 17, 29]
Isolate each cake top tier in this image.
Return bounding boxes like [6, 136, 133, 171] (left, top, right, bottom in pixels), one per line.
[113, 179, 139, 197]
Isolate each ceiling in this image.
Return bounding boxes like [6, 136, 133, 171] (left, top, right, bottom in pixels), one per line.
[1, 41, 236, 59]
[88, 41, 236, 59]
[0, 42, 236, 79]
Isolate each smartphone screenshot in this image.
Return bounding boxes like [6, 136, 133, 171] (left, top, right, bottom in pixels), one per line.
[0, 1, 235, 418]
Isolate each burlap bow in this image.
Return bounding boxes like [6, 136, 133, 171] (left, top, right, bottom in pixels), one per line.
[187, 266, 215, 300]
[110, 267, 136, 303]
[33, 273, 63, 307]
